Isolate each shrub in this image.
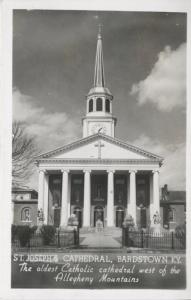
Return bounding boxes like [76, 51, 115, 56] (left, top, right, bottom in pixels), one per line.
[16, 225, 32, 247]
[11, 224, 18, 243]
[175, 223, 186, 236]
[40, 225, 56, 245]
[175, 223, 186, 247]
[123, 214, 135, 229]
[12, 225, 37, 247]
[68, 214, 78, 226]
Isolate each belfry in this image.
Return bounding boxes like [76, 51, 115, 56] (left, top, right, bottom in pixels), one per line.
[35, 29, 163, 229]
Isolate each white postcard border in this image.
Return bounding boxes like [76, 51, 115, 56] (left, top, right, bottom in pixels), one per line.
[0, 0, 191, 299]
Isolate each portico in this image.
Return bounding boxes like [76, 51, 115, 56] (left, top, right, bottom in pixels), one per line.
[37, 147, 161, 229]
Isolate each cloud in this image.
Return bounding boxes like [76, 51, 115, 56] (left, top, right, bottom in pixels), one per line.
[132, 134, 186, 190]
[13, 87, 81, 152]
[130, 43, 186, 111]
[13, 88, 81, 189]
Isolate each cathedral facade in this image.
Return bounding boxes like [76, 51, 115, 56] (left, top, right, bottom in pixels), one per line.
[35, 29, 163, 229]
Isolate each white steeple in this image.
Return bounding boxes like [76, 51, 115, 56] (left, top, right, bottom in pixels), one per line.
[82, 27, 117, 137]
[94, 25, 105, 87]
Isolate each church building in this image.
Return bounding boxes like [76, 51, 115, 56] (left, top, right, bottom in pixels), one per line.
[35, 29, 163, 229]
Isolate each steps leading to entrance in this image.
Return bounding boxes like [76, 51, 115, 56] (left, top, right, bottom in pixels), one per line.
[79, 227, 122, 248]
[80, 226, 122, 236]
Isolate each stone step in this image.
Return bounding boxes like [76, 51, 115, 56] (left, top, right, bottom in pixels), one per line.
[80, 226, 122, 235]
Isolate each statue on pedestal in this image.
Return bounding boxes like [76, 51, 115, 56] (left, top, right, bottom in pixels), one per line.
[37, 208, 44, 225]
[153, 211, 161, 225]
[96, 219, 103, 232]
[151, 211, 163, 235]
[67, 213, 79, 230]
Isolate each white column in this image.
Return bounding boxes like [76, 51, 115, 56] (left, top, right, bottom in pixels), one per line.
[93, 98, 96, 112]
[68, 173, 71, 218]
[129, 170, 137, 225]
[107, 170, 115, 227]
[152, 170, 160, 216]
[103, 98, 106, 112]
[38, 170, 45, 212]
[43, 173, 49, 225]
[83, 170, 91, 227]
[60, 169, 69, 227]
[149, 172, 153, 221]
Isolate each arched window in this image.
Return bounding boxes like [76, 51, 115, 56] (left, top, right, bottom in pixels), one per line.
[21, 207, 31, 222]
[168, 208, 176, 222]
[96, 98, 102, 111]
[106, 99, 110, 112]
[89, 99, 93, 112]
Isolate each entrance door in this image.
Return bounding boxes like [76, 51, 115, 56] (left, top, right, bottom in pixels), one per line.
[73, 207, 82, 228]
[91, 175, 107, 205]
[94, 206, 104, 226]
[116, 207, 124, 227]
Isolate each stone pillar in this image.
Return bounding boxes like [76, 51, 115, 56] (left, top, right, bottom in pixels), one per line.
[43, 173, 49, 225]
[107, 170, 115, 227]
[83, 170, 91, 227]
[68, 173, 71, 218]
[38, 170, 45, 212]
[152, 170, 160, 216]
[149, 172, 153, 222]
[60, 169, 69, 227]
[129, 170, 137, 225]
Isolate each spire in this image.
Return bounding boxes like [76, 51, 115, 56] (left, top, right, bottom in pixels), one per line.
[94, 25, 105, 87]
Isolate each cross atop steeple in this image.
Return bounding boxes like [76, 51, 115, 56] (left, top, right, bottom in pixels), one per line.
[94, 25, 105, 87]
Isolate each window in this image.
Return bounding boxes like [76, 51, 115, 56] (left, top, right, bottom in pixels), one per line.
[106, 99, 110, 112]
[89, 99, 93, 112]
[168, 207, 176, 222]
[21, 207, 31, 222]
[96, 98, 102, 111]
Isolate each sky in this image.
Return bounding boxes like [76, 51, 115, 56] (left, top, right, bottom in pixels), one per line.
[13, 10, 186, 190]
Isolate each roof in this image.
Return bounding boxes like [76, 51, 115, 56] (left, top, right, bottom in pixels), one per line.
[88, 29, 112, 97]
[161, 190, 186, 204]
[12, 186, 38, 193]
[93, 29, 105, 88]
[35, 132, 164, 163]
[12, 200, 38, 204]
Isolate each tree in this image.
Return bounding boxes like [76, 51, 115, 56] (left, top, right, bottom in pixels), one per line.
[12, 121, 39, 186]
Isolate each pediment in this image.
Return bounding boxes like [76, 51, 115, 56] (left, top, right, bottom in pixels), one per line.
[36, 134, 163, 162]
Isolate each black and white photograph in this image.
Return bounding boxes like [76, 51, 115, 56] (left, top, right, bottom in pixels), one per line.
[0, 0, 191, 299]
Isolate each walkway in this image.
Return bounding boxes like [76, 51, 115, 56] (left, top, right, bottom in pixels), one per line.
[80, 227, 122, 248]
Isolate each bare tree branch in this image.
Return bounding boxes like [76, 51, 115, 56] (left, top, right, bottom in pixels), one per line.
[12, 121, 40, 186]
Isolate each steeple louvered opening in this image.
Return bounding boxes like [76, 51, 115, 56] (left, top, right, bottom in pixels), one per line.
[89, 99, 93, 112]
[106, 99, 110, 113]
[96, 98, 103, 111]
